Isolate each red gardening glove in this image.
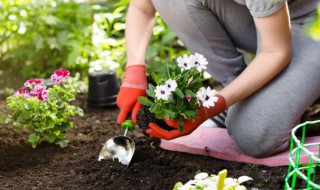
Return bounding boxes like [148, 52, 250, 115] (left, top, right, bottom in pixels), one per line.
[116, 65, 147, 125]
[146, 94, 226, 140]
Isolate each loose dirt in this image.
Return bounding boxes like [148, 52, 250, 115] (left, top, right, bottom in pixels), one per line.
[0, 93, 319, 190]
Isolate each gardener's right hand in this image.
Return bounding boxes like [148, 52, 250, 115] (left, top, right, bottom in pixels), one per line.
[116, 65, 147, 125]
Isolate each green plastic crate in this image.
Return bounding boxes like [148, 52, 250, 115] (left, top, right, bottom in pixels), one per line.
[285, 120, 320, 190]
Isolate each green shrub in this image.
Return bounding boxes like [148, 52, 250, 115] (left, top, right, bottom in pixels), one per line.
[0, 0, 94, 78]
[6, 69, 83, 148]
[0, 0, 188, 83]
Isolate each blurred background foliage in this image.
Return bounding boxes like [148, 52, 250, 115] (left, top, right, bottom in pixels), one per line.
[309, 5, 320, 40]
[0, 0, 319, 94]
[0, 0, 188, 92]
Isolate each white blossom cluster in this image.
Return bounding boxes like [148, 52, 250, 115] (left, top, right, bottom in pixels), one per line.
[154, 53, 219, 108]
[174, 172, 252, 190]
[177, 53, 208, 72]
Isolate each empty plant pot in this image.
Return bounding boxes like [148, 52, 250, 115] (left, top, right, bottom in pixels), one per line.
[87, 70, 119, 108]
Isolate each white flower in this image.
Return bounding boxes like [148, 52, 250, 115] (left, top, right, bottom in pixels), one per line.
[174, 172, 251, 190]
[196, 86, 218, 108]
[192, 53, 208, 72]
[164, 79, 178, 92]
[177, 54, 195, 70]
[194, 172, 209, 180]
[154, 85, 171, 101]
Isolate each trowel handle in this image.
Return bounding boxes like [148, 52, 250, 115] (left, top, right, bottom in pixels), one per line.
[121, 113, 134, 131]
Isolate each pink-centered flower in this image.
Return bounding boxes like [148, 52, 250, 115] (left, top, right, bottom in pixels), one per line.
[37, 90, 49, 101]
[14, 87, 30, 99]
[24, 79, 42, 87]
[185, 95, 192, 102]
[29, 85, 45, 96]
[28, 85, 49, 101]
[51, 68, 70, 83]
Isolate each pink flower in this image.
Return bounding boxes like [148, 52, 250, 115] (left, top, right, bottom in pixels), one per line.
[14, 87, 30, 99]
[185, 95, 192, 102]
[28, 86, 49, 101]
[29, 85, 47, 97]
[24, 79, 42, 87]
[51, 68, 70, 83]
[37, 90, 49, 101]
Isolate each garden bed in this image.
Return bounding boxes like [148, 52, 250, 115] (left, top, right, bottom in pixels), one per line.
[0, 93, 319, 190]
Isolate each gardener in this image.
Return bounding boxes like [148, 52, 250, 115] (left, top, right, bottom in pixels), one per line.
[116, 0, 320, 158]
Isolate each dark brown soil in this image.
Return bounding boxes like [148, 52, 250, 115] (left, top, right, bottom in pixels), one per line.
[0, 93, 319, 190]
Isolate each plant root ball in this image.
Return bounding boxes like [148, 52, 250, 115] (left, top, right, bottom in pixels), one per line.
[136, 106, 175, 137]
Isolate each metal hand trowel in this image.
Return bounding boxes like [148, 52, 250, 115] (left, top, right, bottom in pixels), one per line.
[98, 115, 135, 166]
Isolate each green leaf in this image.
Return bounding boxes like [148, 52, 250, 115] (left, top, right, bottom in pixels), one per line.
[185, 89, 196, 96]
[49, 113, 57, 120]
[54, 130, 61, 136]
[163, 109, 175, 120]
[162, 31, 177, 45]
[173, 182, 183, 190]
[76, 107, 84, 116]
[150, 103, 159, 113]
[155, 110, 165, 119]
[146, 85, 155, 98]
[178, 118, 184, 133]
[45, 134, 57, 143]
[165, 63, 171, 79]
[138, 97, 153, 106]
[57, 139, 69, 148]
[28, 134, 40, 148]
[24, 102, 33, 110]
[167, 95, 175, 104]
[16, 111, 31, 122]
[184, 110, 197, 119]
[175, 88, 184, 98]
[177, 97, 184, 109]
[151, 72, 160, 84]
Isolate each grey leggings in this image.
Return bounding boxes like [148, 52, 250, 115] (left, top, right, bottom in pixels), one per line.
[151, 0, 320, 157]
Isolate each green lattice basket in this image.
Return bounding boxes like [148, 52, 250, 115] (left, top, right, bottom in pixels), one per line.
[285, 120, 320, 190]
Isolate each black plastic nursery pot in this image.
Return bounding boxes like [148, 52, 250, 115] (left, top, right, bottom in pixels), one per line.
[87, 70, 119, 108]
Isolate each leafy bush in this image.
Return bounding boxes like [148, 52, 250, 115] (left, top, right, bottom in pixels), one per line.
[0, 0, 94, 79]
[6, 68, 83, 148]
[0, 0, 188, 83]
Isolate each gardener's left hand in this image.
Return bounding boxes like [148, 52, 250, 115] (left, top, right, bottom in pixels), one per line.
[146, 94, 226, 140]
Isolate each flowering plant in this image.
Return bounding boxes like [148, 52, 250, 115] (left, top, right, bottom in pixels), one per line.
[6, 68, 84, 148]
[138, 53, 218, 132]
[173, 171, 252, 190]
